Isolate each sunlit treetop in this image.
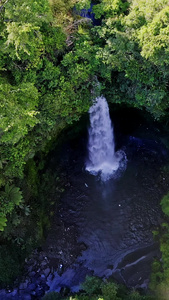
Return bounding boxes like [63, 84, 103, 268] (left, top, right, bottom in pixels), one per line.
[124, 0, 169, 66]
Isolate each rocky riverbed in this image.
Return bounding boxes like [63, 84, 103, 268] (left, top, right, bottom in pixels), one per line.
[0, 221, 84, 299]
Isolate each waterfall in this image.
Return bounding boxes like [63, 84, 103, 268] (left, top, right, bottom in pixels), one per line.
[86, 96, 126, 181]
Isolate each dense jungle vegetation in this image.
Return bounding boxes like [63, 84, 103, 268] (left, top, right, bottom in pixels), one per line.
[1, 0, 169, 298]
[42, 275, 155, 300]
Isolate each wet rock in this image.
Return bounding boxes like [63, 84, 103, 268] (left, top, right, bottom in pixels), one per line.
[28, 271, 36, 277]
[79, 242, 87, 251]
[30, 290, 36, 296]
[40, 282, 49, 291]
[27, 283, 36, 291]
[41, 261, 48, 267]
[47, 273, 54, 282]
[35, 286, 44, 298]
[31, 276, 41, 285]
[0, 290, 10, 300]
[20, 293, 31, 300]
[43, 267, 51, 277]
[10, 289, 18, 296]
[19, 280, 29, 290]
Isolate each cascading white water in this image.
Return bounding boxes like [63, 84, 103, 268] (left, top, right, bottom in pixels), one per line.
[86, 96, 126, 181]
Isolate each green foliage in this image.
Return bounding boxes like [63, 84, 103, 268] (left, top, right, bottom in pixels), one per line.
[25, 159, 39, 197]
[1, 0, 52, 65]
[160, 227, 169, 278]
[0, 0, 66, 72]
[0, 215, 7, 232]
[93, 0, 129, 19]
[0, 184, 23, 231]
[70, 296, 97, 300]
[150, 258, 163, 291]
[150, 192, 169, 298]
[43, 277, 154, 299]
[161, 193, 169, 216]
[128, 2, 169, 67]
[154, 282, 169, 300]
[75, 0, 91, 10]
[0, 82, 39, 144]
[2, 184, 23, 206]
[101, 281, 121, 300]
[5, 0, 52, 24]
[81, 276, 102, 295]
[4, 22, 43, 62]
[90, 0, 169, 119]
[127, 291, 148, 300]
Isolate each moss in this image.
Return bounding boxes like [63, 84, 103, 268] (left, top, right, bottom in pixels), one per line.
[24, 158, 40, 198]
[0, 244, 24, 287]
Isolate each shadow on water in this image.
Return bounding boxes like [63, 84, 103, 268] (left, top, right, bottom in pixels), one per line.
[44, 111, 169, 293]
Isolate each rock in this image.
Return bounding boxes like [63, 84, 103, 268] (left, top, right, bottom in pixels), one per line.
[27, 266, 34, 274]
[28, 271, 36, 277]
[19, 280, 29, 290]
[79, 242, 87, 251]
[10, 289, 18, 296]
[39, 254, 44, 261]
[27, 283, 36, 291]
[46, 273, 54, 282]
[31, 276, 41, 285]
[41, 261, 48, 267]
[30, 290, 36, 296]
[19, 293, 31, 300]
[43, 267, 50, 277]
[40, 282, 49, 291]
[35, 287, 44, 298]
[0, 289, 7, 299]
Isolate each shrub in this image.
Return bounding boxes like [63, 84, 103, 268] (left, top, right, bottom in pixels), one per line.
[81, 276, 102, 295]
[101, 281, 121, 300]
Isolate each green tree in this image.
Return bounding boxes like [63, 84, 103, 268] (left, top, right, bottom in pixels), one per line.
[90, 0, 169, 118]
[0, 81, 39, 144]
[96, 0, 129, 18]
[125, 0, 169, 67]
[101, 281, 121, 300]
[0, 184, 23, 231]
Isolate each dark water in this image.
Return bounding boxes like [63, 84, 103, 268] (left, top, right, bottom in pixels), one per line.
[45, 125, 169, 292]
[80, 3, 102, 26]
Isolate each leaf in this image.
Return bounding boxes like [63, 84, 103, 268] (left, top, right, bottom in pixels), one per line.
[0, 215, 7, 231]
